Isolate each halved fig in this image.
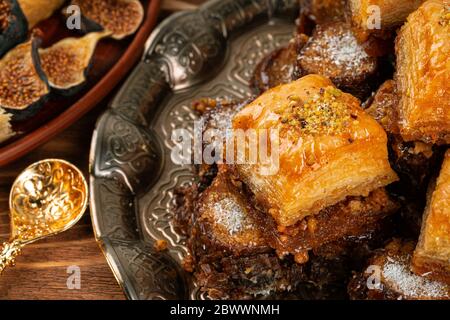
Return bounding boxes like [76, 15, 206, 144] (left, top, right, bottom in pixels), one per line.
[0, 0, 28, 57]
[0, 107, 14, 143]
[0, 38, 50, 121]
[39, 31, 109, 95]
[69, 0, 144, 39]
[17, 0, 66, 29]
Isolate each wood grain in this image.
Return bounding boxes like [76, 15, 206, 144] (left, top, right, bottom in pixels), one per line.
[0, 104, 125, 300]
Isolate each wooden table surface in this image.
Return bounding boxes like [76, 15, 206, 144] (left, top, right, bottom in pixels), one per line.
[0, 0, 205, 300]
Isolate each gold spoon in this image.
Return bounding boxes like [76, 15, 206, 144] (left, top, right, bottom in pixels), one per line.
[0, 159, 88, 273]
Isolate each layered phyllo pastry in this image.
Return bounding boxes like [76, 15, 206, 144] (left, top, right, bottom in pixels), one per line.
[395, 0, 450, 144]
[349, 0, 425, 42]
[366, 80, 439, 196]
[412, 150, 450, 284]
[171, 0, 450, 300]
[232, 74, 398, 228]
[175, 164, 396, 299]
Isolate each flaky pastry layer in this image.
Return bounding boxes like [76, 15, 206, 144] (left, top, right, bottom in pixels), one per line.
[395, 0, 450, 144]
[413, 150, 450, 284]
[232, 75, 398, 226]
[349, 0, 424, 42]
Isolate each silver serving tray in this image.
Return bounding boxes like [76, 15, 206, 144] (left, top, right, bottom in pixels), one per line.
[89, 0, 298, 300]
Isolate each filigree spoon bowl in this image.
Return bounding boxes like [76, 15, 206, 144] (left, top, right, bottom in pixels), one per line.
[0, 159, 88, 273]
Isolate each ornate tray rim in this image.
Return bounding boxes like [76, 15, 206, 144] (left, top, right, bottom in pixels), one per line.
[0, 0, 162, 167]
[89, 0, 298, 300]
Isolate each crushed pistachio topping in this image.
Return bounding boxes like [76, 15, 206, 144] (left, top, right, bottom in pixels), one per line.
[278, 86, 354, 135]
[0, 0, 11, 33]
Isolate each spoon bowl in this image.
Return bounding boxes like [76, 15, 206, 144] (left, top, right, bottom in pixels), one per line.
[0, 159, 88, 273]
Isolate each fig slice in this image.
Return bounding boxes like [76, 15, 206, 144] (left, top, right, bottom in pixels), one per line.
[17, 0, 66, 29]
[0, 38, 50, 121]
[39, 31, 110, 95]
[0, 0, 28, 57]
[69, 0, 144, 40]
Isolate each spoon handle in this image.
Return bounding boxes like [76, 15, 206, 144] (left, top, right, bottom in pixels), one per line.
[0, 239, 23, 274]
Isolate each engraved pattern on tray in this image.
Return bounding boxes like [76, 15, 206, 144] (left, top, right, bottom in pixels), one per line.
[90, 0, 298, 300]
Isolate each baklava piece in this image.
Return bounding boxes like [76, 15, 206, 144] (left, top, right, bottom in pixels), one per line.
[412, 151, 450, 284]
[366, 80, 438, 196]
[365, 80, 440, 237]
[232, 75, 398, 228]
[297, 22, 379, 99]
[395, 0, 450, 144]
[349, 0, 424, 43]
[176, 165, 396, 299]
[348, 239, 450, 300]
[183, 166, 304, 299]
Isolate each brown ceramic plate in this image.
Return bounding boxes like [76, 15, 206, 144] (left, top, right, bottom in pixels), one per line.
[0, 0, 161, 167]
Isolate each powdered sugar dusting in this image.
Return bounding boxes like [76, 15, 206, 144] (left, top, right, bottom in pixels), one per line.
[203, 101, 248, 145]
[383, 257, 449, 299]
[310, 28, 369, 72]
[206, 101, 246, 133]
[213, 198, 250, 235]
[209, 107, 235, 131]
[327, 32, 368, 67]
